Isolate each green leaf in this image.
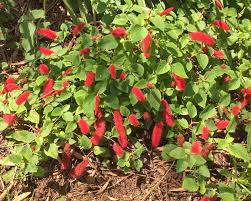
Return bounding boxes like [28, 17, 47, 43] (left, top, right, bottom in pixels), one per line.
[31, 9, 45, 19]
[171, 62, 188, 78]
[26, 110, 40, 124]
[51, 107, 64, 116]
[129, 25, 148, 43]
[246, 124, 251, 152]
[65, 122, 77, 133]
[40, 123, 53, 137]
[0, 119, 8, 131]
[228, 143, 250, 162]
[79, 135, 92, 150]
[100, 35, 118, 50]
[177, 118, 189, 129]
[176, 159, 188, 172]
[134, 159, 143, 171]
[113, 13, 128, 25]
[148, 89, 161, 111]
[62, 112, 74, 122]
[9, 130, 35, 143]
[82, 94, 95, 117]
[196, 54, 208, 69]
[161, 144, 176, 160]
[169, 147, 186, 159]
[150, 15, 164, 31]
[198, 165, 210, 177]
[93, 146, 110, 157]
[226, 78, 240, 91]
[186, 102, 197, 118]
[218, 192, 235, 201]
[182, 176, 199, 192]
[199, 105, 217, 119]
[44, 143, 58, 159]
[104, 95, 120, 109]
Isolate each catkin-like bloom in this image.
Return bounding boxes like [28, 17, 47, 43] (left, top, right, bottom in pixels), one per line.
[109, 64, 116, 79]
[113, 143, 124, 157]
[213, 49, 224, 59]
[80, 48, 91, 55]
[111, 27, 127, 38]
[151, 121, 164, 148]
[146, 82, 154, 88]
[120, 72, 127, 80]
[159, 7, 174, 16]
[63, 68, 73, 76]
[69, 158, 89, 178]
[241, 95, 251, 108]
[201, 143, 214, 159]
[231, 105, 241, 116]
[128, 114, 139, 127]
[177, 134, 185, 147]
[241, 88, 251, 95]
[191, 141, 202, 155]
[143, 112, 151, 121]
[113, 110, 128, 148]
[42, 78, 54, 98]
[5, 77, 15, 84]
[16, 91, 31, 105]
[216, 120, 229, 130]
[3, 114, 16, 124]
[85, 72, 95, 87]
[224, 76, 231, 82]
[215, 0, 223, 10]
[189, 32, 216, 46]
[91, 116, 106, 146]
[131, 86, 146, 102]
[72, 22, 85, 36]
[62, 80, 70, 89]
[142, 32, 152, 59]
[3, 83, 20, 93]
[172, 73, 186, 91]
[39, 64, 49, 75]
[161, 99, 174, 127]
[60, 143, 71, 172]
[38, 47, 54, 56]
[78, 119, 90, 135]
[94, 95, 100, 117]
[37, 28, 57, 40]
[213, 20, 229, 31]
[202, 126, 209, 140]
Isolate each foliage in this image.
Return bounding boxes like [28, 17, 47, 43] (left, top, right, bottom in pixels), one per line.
[1, 0, 251, 200]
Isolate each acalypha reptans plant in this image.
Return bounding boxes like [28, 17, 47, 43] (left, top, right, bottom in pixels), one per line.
[0, 0, 251, 200]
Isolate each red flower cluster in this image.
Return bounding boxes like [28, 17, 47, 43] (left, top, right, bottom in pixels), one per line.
[91, 116, 106, 146]
[3, 114, 16, 124]
[2, 77, 20, 94]
[216, 120, 229, 130]
[72, 22, 85, 36]
[231, 105, 241, 116]
[142, 32, 152, 59]
[159, 7, 174, 16]
[80, 48, 91, 56]
[161, 99, 174, 127]
[39, 64, 49, 75]
[213, 20, 229, 31]
[201, 126, 209, 140]
[177, 134, 185, 147]
[63, 68, 73, 76]
[215, 0, 223, 10]
[16, 91, 31, 105]
[120, 72, 127, 80]
[113, 143, 124, 157]
[213, 49, 224, 59]
[113, 110, 128, 148]
[172, 73, 186, 91]
[69, 158, 89, 178]
[85, 72, 95, 87]
[191, 141, 202, 155]
[146, 82, 154, 88]
[143, 112, 151, 121]
[37, 28, 57, 40]
[128, 114, 139, 127]
[151, 121, 164, 148]
[200, 195, 217, 201]
[131, 86, 146, 102]
[78, 119, 90, 135]
[38, 47, 54, 56]
[94, 95, 100, 117]
[109, 64, 116, 79]
[111, 27, 127, 38]
[60, 144, 71, 171]
[42, 78, 54, 98]
[190, 32, 215, 46]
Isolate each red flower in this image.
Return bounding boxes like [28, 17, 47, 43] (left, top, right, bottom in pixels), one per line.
[69, 158, 89, 178]
[151, 121, 164, 148]
[231, 105, 241, 116]
[91, 116, 106, 146]
[0, 3, 5, 10]
[94, 95, 100, 117]
[216, 120, 229, 130]
[38, 47, 54, 56]
[131, 86, 146, 102]
[202, 126, 209, 140]
[161, 99, 174, 127]
[78, 119, 90, 135]
[20, 78, 27, 85]
[223, 107, 229, 114]
[3, 114, 16, 124]
[2, 99, 8, 105]
[80, 48, 91, 55]
[16, 91, 31, 105]
[120, 72, 127, 80]
[220, 65, 226, 70]
[241, 95, 251, 108]
[177, 134, 185, 147]
[128, 114, 139, 127]
[72, 22, 85, 36]
[142, 32, 152, 59]
[172, 73, 186, 91]
[37, 28, 57, 40]
[189, 32, 215, 46]
[213, 20, 229, 31]
[201, 143, 214, 158]
[113, 110, 128, 148]
[111, 27, 127, 38]
[39, 64, 49, 75]
[113, 143, 124, 157]
[60, 143, 71, 171]
[213, 49, 224, 59]
[5, 77, 15, 84]
[191, 141, 202, 155]
[85, 72, 95, 87]
[200, 195, 216, 201]
[42, 78, 54, 98]
[4, 83, 20, 93]
[224, 76, 231, 82]
[62, 80, 70, 89]
[63, 68, 73, 76]
[241, 88, 251, 95]
[146, 82, 154, 88]
[143, 112, 151, 121]
[215, 0, 223, 10]
[159, 7, 174, 16]
[109, 64, 116, 79]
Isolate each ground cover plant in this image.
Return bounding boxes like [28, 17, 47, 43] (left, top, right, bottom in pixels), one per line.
[0, 0, 251, 200]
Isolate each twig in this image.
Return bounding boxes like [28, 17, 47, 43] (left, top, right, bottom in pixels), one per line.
[141, 162, 174, 201]
[9, 60, 28, 67]
[107, 173, 134, 190]
[0, 167, 17, 201]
